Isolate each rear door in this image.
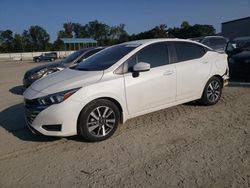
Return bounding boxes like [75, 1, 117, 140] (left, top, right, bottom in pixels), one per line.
[124, 42, 176, 115]
[172, 42, 211, 101]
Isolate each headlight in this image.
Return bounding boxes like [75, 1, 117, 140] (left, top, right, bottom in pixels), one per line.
[30, 68, 48, 79]
[37, 88, 81, 105]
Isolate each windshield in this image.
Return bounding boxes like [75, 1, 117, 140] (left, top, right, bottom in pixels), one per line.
[74, 44, 137, 71]
[233, 40, 250, 50]
[227, 39, 250, 52]
[61, 50, 86, 65]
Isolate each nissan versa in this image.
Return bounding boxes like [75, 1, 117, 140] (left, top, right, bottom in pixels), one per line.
[24, 39, 229, 141]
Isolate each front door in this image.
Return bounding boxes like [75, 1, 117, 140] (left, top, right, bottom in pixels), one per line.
[124, 43, 176, 115]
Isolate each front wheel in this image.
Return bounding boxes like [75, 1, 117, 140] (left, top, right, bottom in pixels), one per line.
[78, 99, 120, 142]
[200, 77, 223, 105]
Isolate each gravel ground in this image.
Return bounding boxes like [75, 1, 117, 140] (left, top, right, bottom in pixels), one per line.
[0, 60, 249, 188]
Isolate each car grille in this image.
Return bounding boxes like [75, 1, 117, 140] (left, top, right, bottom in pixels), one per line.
[24, 99, 48, 126]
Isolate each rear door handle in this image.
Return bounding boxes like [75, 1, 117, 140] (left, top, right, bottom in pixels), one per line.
[163, 70, 174, 76]
[202, 61, 209, 64]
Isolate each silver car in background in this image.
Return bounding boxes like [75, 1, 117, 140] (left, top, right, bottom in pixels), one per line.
[191, 36, 229, 52]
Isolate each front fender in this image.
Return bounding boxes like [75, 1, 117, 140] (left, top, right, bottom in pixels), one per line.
[70, 76, 129, 123]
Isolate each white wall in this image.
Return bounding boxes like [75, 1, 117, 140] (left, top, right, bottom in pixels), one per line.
[0, 51, 76, 61]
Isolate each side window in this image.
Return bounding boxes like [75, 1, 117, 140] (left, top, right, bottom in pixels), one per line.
[174, 42, 206, 62]
[76, 49, 101, 64]
[202, 39, 210, 46]
[126, 43, 169, 72]
[138, 43, 169, 68]
[84, 49, 101, 59]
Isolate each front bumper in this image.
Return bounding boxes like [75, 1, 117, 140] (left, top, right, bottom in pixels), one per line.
[24, 98, 84, 136]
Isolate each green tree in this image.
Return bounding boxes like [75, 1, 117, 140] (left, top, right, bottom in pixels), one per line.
[180, 21, 191, 29]
[22, 30, 32, 52]
[13, 34, 24, 52]
[72, 23, 89, 38]
[63, 22, 74, 38]
[109, 24, 129, 44]
[21, 26, 50, 52]
[168, 21, 216, 39]
[0, 30, 14, 52]
[29, 25, 50, 51]
[86, 20, 110, 45]
[129, 24, 168, 40]
[192, 24, 216, 37]
[52, 38, 64, 51]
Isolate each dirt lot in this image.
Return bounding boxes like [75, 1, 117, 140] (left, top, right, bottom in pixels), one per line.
[0, 60, 250, 188]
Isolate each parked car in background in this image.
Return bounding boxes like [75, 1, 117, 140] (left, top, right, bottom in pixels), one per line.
[226, 36, 250, 79]
[24, 39, 229, 141]
[23, 47, 104, 87]
[33, 52, 58, 62]
[190, 36, 229, 52]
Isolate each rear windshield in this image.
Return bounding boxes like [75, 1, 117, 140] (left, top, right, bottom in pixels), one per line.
[73, 44, 137, 71]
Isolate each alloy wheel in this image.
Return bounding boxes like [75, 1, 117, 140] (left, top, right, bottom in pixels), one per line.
[207, 80, 221, 103]
[87, 106, 116, 137]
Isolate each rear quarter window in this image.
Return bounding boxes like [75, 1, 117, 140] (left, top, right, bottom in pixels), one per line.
[174, 42, 206, 62]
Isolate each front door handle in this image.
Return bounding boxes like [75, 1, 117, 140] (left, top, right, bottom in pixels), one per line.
[163, 70, 174, 76]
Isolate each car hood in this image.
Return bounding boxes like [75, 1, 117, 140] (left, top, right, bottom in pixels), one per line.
[232, 51, 250, 61]
[24, 68, 104, 99]
[26, 62, 64, 75]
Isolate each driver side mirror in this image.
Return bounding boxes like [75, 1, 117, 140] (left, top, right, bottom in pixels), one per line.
[133, 62, 150, 72]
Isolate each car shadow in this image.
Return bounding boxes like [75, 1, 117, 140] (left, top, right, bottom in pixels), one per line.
[0, 103, 60, 142]
[228, 77, 250, 88]
[0, 103, 86, 143]
[228, 82, 250, 88]
[183, 101, 204, 106]
[9, 85, 26, 96]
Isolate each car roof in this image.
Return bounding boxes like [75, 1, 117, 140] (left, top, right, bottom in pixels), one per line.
[190, 36, 228, 41]
[233, 36, 250, 42]
[122, 38, 184, 45]
[122, 38, 213, 50]
[189, 37, 204, 41]
[203, 36, 227, 39]
[76, 47, 105, 53]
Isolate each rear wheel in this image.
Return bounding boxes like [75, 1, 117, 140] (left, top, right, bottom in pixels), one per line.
[200, 76, 222, 105]
[78, 99, 120, 142]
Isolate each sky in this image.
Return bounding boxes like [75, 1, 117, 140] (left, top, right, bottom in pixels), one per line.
[0, 0, 249, 41]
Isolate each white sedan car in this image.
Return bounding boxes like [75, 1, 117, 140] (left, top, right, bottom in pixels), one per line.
[24, 39, 229, 141]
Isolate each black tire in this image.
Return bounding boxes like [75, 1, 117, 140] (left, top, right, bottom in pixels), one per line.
[50, 58, 54, 62]
[35, 59, 40, 62]
[78, 99, 120, 142]
[200, 76, 223, 106]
